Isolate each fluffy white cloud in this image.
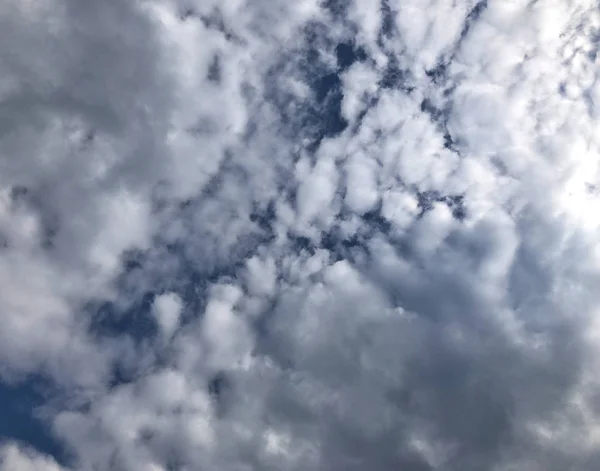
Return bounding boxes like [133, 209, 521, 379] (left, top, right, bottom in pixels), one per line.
[152, 293, 182, 339]
[1, 0, 600, 470]
[0, 444, 65, 471]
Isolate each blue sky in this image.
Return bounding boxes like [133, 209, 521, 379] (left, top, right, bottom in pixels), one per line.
[2, 1, 600, 470]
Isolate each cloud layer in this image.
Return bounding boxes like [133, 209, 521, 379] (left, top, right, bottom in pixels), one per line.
[2, 0, 600, 470]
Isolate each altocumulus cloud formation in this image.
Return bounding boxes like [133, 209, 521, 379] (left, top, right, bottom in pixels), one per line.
[1, 0, 600, 470]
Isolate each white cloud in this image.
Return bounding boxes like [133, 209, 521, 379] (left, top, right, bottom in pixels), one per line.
[381, 189, 419, 230]
[0, 444, 66, 471]
[295, 154, 340, 232]
[388, 0, 473, 71]
[340, 62, 379, 123]
[2, 0, 600, 470]
[152, 293, 182, 339]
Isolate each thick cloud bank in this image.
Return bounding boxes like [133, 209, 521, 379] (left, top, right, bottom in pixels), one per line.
[1, 0, 600, 470]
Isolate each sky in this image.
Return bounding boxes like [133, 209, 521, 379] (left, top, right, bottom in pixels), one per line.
[1, 0, 600, 470]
